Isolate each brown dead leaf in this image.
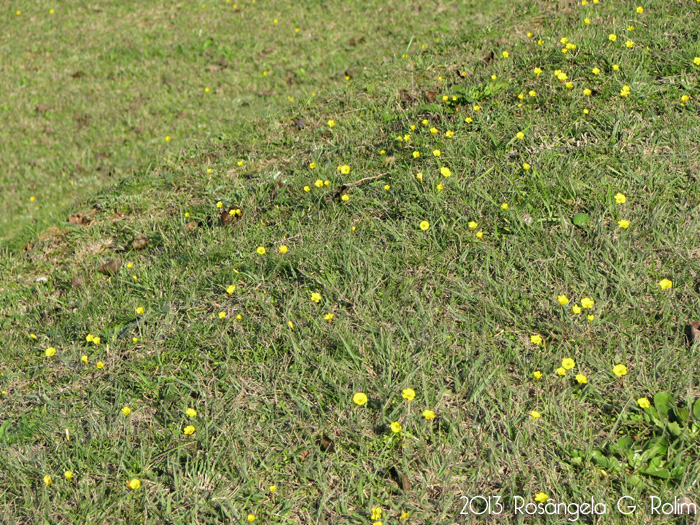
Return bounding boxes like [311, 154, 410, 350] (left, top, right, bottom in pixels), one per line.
[292, 118, 306, 130]
[298, 449, 309, 460]
[36, 104, 51, 114]
[686, 322, 700, 346]
[97, 258, 122, 276]
[424, 90, 438, 102]
[185, 221, 201, 232]
[71, 70, 85, 78]
[71, 274, 88, 290]
[220, 207, 243, 225]
[208, 64, 223, 73]
[131, 235, 149, 250]
[68, 213, 91, 225]
[284, 74, 295, 85]
[317, 434, 335, 453]
[387, 466, 411, 491]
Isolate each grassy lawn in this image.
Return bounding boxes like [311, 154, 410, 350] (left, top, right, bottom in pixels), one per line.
[2, 0, 700, 523]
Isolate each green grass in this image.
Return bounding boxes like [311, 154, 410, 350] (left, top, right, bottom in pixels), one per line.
[2, 0, 700, 523]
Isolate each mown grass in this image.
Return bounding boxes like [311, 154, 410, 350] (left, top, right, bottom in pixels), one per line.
[2, 0, 700, 523]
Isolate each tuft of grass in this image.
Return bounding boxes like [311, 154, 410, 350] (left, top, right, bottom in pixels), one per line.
[2, 0, 700, 523]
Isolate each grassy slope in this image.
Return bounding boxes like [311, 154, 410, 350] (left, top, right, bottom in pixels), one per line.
[2, 0, 700, 523]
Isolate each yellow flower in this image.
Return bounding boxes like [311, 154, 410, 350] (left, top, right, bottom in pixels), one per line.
[314, 179, 324, 188]
[432, 149, 441, 157]
[637, 397, 650, 408]
[402, 388, 416, 401]
[583, 88, 592, 96]
[557, 295, 570, 306]
[612, 64, 620, 71]
[537, 39, 544, 45]
[353, 392, 368, 406]
[695, 57, 700, 66]
[132, 337, 139, 343]
[583, 109, 590, 115]
[324, 313, 334, 322]
[502, 51, 509, 58]
[572, 304, 582, 314]
[227, 285, 236, 294]
[534, 67, 543, 76]
[279, 245, 288, 254]
[96, 361, 105, 369]
[522, 163, 530, 170]
[121, 407, 131, 416]
[247, 515, 257, 523]
[338, 165, 350, 175]
[530, 411, 541, 419]
[341, 194, 350, 202]
[618, 220, 630, 229]
[436, 184, 444, 192]
[562, 358, 576, 370]
[473, 104, 481, 111]
[236, 314, 242, 320]
[440, 167, 452, 178]
[416, 172, 423, 182]
[636, 5, 643, 13]
[136, 307, 145, 315]
[269, 485, 277, 493]
[45, 347, 56, 357]
[445, 130, 454, 138]
[86, 334, 94, 342]
[422, 409, 436, 420]
[556, 367, 566, 376]
[468, 221, 478, 230]
[304, 186, 310, 192]
[421, 119, 429, 126]
[256, 246, 266, 255]
[581, 297, 594, 309]
[371, 508, 382, 520]
[419, 221, 430, 231]
[93, 336, 101, 345]
[587, 315, 594, 322]
[43, 475, 52, 486]
[476, 231, 483, 239]
[384, 184, 391, 191]
[442, 95, 449, 102]
[288, 321, 294, 330]
[592, 67, 601, 76]
[530, 334, 543, 345]
[186, 408, 197, 417]
[184, 425, 196, 435]
[219, 311, 227, 319]
[238, 160, 245, 166]
[390, 421, 402, 433]
[516, 131, 525, 140]
[128, 478, 141, 489]
[309, 162, 316, 169]
[327, 120, 335, 127]
[501, 203, 509, 210]
[465, 117, 473, 123]
[658, 279, 672, 290]
[584, 18, 591, 24]
[165, 136, 171, 142]
[535, 493, 549, 503]
[216, 201, 223, 208]
[399, 510, 410, 520]
[575, 374, 588, 384]
[311, 292, 322, 303]
[533, 370, 543, 380]
[609, 34, 617, 42]
[412, 151, 420, 158]
[64, 471, 73, 480]
[81, 355, 88, 364]
[625, 40, 634, 48]
[430, 127, 438, 135]
[612, 364, 627, 377]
